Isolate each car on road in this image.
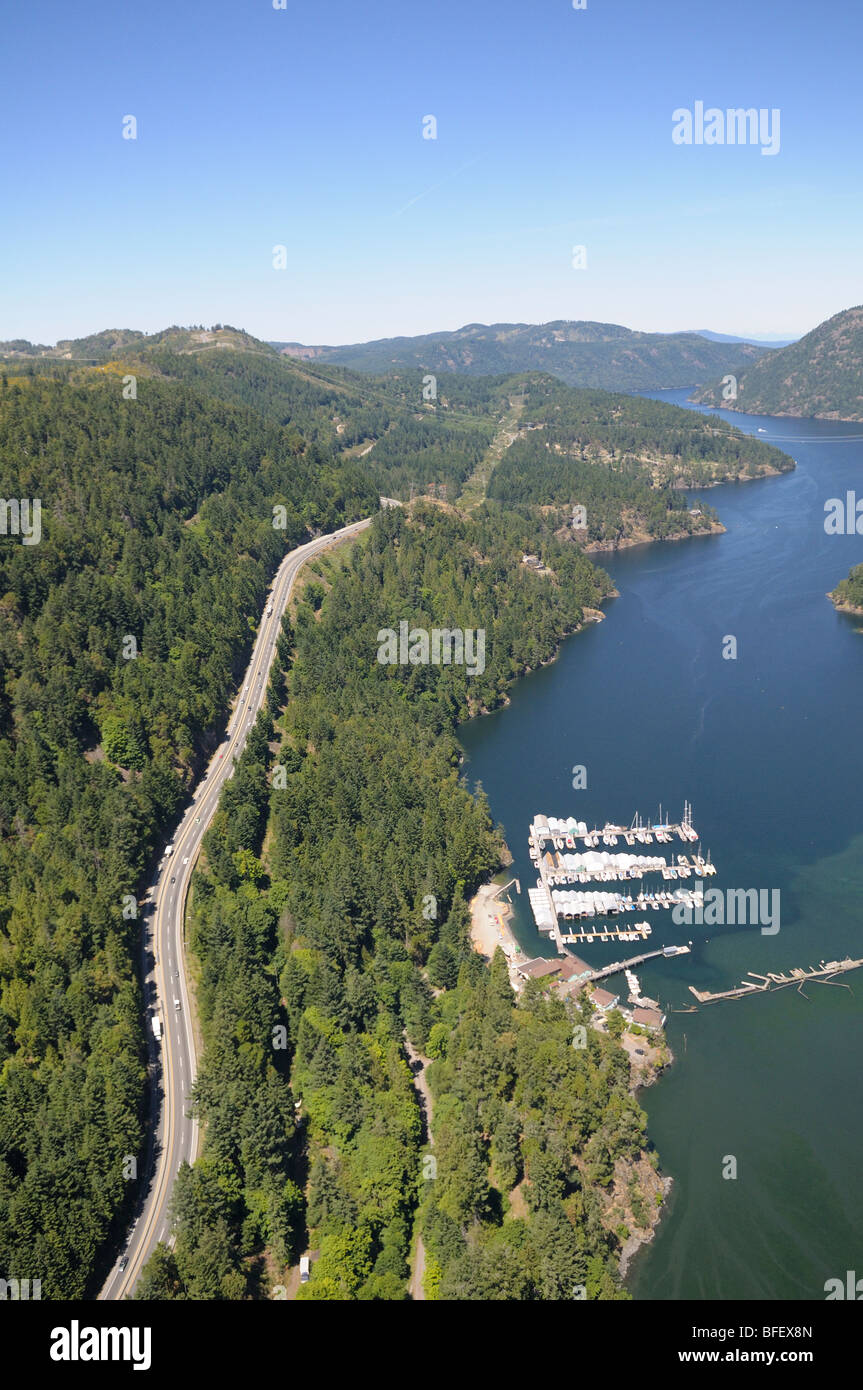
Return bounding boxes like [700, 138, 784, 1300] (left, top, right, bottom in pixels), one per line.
[300, 1256, 310, 1283]
[170, 875, 176, 884]
[174, 998, 181, 1011]
[119, 1256, 129, 1272]
[182, 855, 189, 864]
[194, 816, 200, 823]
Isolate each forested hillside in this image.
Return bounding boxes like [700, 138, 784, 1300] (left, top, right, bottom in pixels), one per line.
[4, 326, 794, 527]
[487, 379, 793, 546]
[0, 369, 376, 1296]
[126, 343, 795, 537]
[139, 352, 505, 498]
[695, 305, 863, 421]
[420, 964, 648, 1299]
[273, 318, 772, 392]
[137, 505, 659, 1300]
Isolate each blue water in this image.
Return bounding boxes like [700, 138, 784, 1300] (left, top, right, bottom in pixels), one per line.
[459, 391, 863, 1299]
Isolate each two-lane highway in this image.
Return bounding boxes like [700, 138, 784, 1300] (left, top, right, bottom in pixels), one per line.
[100, 515, 372, 1300]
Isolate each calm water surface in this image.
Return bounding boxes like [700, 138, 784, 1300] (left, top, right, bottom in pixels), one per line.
[459, 391, 863, 1300]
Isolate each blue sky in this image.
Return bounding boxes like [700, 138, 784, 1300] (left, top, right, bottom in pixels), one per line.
[2, 0, 861, 344]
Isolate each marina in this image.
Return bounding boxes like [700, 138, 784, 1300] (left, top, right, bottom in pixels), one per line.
[527, 805, 717, 949]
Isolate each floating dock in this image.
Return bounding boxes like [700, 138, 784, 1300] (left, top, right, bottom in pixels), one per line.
[552, 886, 704, 920]
[531, 802, 702, 851]
[688, 957, 863, 1005]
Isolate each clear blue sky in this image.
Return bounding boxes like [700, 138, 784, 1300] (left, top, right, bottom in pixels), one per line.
[2, 0, 861, 344]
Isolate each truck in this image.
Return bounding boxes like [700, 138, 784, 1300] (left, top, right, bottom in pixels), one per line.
[164, 844, 174, 857]
[151, 1016, 162, 1041]
[299, 1256, 310, 1284]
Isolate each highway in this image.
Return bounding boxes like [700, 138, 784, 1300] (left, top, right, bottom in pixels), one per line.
[99, 514, 372, 1300]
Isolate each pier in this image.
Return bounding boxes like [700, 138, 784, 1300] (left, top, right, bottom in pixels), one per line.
[576, 943, 691, 986]
[688, 957, 863, 1005]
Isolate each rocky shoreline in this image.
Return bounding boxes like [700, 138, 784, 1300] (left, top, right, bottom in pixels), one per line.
[828, 590, 863, 617]
[582, 520, 725, 554]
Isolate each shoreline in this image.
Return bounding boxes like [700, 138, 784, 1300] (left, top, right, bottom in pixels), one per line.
[467, 603, 611, 718]
[691, 399, 863, 425]
[619, 1174, 674, 1281]
[828, 591, 863, 617]
[582, 521, 724, 555]
[468, 880, 532, 990]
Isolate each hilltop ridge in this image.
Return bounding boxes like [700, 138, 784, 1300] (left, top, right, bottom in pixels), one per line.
[269, 318, 773, 393]
[695, 305, 863, 421]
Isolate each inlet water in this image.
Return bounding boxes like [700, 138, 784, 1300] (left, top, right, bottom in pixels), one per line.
[458, 392, 863, 1300]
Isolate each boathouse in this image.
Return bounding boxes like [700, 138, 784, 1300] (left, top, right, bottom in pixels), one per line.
[631, 1005, 665, 1030]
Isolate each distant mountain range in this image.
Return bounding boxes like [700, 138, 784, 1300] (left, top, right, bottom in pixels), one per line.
[688, 329, 796, 348]
[269, 320, 774, 393]
[695, 306, 863, 421]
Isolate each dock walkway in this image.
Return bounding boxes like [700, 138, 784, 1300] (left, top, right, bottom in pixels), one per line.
[689, 957, 863, 1004]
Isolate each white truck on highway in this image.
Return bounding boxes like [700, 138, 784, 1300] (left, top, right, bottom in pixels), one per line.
[152, 1016, 162, 1041]
[164, 843, 174, 857]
